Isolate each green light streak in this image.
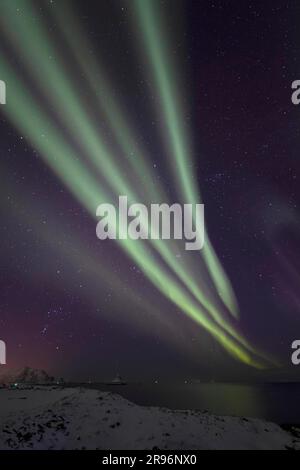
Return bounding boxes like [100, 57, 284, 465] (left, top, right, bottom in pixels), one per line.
[48, 1, 162, 203]
[0, 0, 245, 349]
[131, 0, 239, 317]
[0, 0, 271, 367]
[0, 184, 179, 344]
[47, 0, 250, 345]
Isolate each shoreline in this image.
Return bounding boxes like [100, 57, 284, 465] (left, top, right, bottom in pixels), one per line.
[0, 386, 299, 450]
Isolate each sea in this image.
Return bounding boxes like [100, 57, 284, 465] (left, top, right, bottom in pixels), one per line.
[78, 382, 300, 425]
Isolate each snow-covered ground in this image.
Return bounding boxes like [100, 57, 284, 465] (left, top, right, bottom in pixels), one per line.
[0, 387, 299, 450]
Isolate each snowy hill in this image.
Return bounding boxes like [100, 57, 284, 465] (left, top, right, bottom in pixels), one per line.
[0, 386, 299, 450]
[0, 367, 55, 384]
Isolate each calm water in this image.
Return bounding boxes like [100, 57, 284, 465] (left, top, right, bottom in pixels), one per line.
[78, 382, 300, 424]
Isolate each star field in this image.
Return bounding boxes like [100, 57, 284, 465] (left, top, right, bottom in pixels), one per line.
[0, 0, 299, 381]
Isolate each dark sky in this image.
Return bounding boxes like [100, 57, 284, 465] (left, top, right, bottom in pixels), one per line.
[0, 0, 300, 382]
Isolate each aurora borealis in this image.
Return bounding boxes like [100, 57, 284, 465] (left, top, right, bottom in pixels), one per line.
[0, 0, 299, 380]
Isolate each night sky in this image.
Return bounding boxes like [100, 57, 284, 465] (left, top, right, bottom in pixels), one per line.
[0, 0, 300, 382]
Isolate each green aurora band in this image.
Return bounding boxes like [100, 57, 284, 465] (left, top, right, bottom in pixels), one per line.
[0, 0, 245, 349]
[131, 0, 239, 317]
[43, 1, 252, 348]
[0, 0, 272, 368]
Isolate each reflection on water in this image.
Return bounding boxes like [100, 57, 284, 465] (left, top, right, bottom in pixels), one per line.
[82, 382, 300, 424]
